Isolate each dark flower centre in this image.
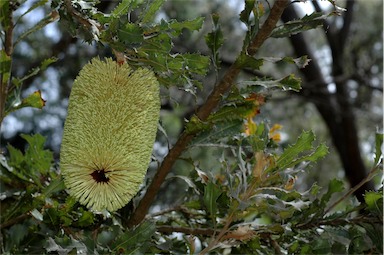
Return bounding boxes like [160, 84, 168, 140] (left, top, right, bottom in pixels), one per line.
[91, 169, 110, 183]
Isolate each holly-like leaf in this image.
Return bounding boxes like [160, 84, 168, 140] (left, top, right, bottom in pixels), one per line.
[205, 13, 224, 68]
[262, 55, 311, 69]
[238, 74, 301, 92]
[112, 221, 156, 254]
[141, 0, 166, 24]
[191, 119, 243, 146]
[6, 133, 53, 186]
[14, 11, 59, 47]
[17, 90, 46, 110]
[118, 23, 144, 45]
[321, 179, 344, 206]
[271, 12, 326, 38]
[276, 131, 327, 170]
[237, 54, 264, 70]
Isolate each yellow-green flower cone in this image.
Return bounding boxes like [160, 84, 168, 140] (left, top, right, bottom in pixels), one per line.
[60, 58, 160, 212]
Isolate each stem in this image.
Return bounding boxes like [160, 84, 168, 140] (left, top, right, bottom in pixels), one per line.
[198, 212, 235, 255]
[126, 0, 289, 228]
[0, 6, 14, 124]
[324, 164, 381, 215]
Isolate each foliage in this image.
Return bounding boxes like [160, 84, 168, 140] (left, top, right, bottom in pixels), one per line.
[0, 0, 382, 254]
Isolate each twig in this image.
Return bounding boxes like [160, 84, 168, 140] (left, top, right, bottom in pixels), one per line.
[324, 164, 382, 215]
[126, 0, 289, 228]
[0, 213, 29, 229]
[157, 225, 217, 236]
[63, 0, 102, 30]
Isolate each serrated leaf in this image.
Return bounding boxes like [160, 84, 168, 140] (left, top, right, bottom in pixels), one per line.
[15, 0, 48, 25]
[11, 57, 58, 88]
[112, 221, 156, 253]
[7, 90, 46, 115]
[276, 131, 315, 169]
[282, 143, 329, 169]
[42, 176, 65, 197]
[169, 16, 205, 33]
[141, 0, 165, 23]
[238, 54, 264, 70]
[271, 12, 326, 38]
[22, 133, 53, 175]
[262, 55, 311, 69]
[111, 0, 134, 18]
[118, 23, 144, 44]
[204, 182, 222, 219]
[240, 0, 256, 24]
[321, 179, 344, 206]
[14, 11, 59, 47]
[238, 74, 301, 92]
[205, 13, 224, 68]
[191, 119, 243, 146]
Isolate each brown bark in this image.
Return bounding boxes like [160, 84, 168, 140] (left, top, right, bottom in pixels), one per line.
[126, 0, 289, 227]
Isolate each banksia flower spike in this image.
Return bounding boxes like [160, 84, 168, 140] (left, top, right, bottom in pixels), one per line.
[60, 58, 160, 212]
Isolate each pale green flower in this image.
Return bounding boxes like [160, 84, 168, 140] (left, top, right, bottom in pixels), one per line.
[60, 58, 160, 212]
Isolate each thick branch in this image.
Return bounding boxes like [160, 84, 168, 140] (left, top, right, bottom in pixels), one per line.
[126, 0, 289, 228]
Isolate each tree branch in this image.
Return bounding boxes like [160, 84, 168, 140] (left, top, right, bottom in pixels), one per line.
[126, 0, 289, 228]
[157, 225, 217, 236]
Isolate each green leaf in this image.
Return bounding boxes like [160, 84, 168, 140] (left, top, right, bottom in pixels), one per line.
[111, 0, 134, 18]
[14, 11, 59, 47]
[6, 224, 29, 249]
[321, 179, 344, 206]
[271, 12, 326, 38]
[42, 176, 65, 197]
[169, 16, 205, 33]
[0, 1, 11, 29]
[283, 143, 328, 169]
[0, 49, 11, 84]
[205, 13, 224, 68]
[238, 54, 264, 70]
[11, 57, 58, 88]
[364, 191, 383, 215]
[6, 134, 53, 185]
[204, 182, 222, 219]
[141, 0, 165, 23]
[262, 55, 311, 69]
[276, 131, 316, 169]
[112, 221, 156, 254]
[118, 23, 144, 44]
[374, 132, 383, 165]
[239, 0, 256, 24]
[21, 133, 52, 175]
[6, 90, 46, 115]
[191, 119, 243, 146]
[15, 0, 48, 25]
[238, 74, 301, 92]
[77, 210, 94, 227]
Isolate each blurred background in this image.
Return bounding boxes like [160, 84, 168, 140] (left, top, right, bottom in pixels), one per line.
[1, 0, 382, 201]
